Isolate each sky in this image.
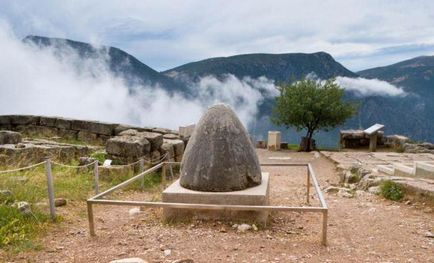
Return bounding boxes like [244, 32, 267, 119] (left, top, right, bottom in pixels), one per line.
[1, 0, 434, 72]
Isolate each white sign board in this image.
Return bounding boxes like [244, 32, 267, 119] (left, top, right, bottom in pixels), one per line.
[364, 123, 384, 135]
[103, 159, 112, 167]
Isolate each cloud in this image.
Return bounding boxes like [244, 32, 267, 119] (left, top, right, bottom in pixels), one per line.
[2, 1, 434, 71]
[0, 22, 275, 130]
[335, 76, 407, 97]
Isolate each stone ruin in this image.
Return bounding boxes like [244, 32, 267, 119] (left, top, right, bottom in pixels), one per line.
[163, 104, 269, 223]
[0, 115, 188, 165]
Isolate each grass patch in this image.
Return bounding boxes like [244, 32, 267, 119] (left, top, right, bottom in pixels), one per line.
[380, 180, 404, 201]
[0, 161, 167, 252]
[0, 204, 49, 252]
[286, 144, 299, 151]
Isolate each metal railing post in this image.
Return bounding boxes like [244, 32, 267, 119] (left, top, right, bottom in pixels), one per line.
[139, 158, 145, 190]
[93, 161, 99, 194]
[45, 159, 56, 220]
[322, 209, 328, 246]
[306, 166, 311, 204]
[87, 200, 96, 236]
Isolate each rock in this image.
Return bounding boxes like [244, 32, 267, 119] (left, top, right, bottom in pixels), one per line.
[141, 132, 163, 151]
[129, 207, 140, 216]
[39, 116, 57, 127]
[12, 201, 31, 215]
[55, 117, 73, 129]
[54, 198, 67, 207]
[161, 142, 175, 161]
[106, 135, 150, 159]
[163, 133, 180, 140]
[109, 258, 148, 263]
[425, 231, 434, 238]
[324, 186, 348, 194]
[252, 224, 258, 231]
[164, 249, 172, 257]
[172, 259, 194, 263]
[337, 189, 353, 198]
[0, 130, 22, 144]
[16, 143, 26, 148]
[164, 139, 184, 161]
[180, 104, 262, 192]
[0, 190, 13, 203]
[79, 157, 97, 166]
[237, 223, 252, 233]
[368, 186, 381, 195]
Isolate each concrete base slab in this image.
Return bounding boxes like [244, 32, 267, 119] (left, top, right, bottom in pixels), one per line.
[162, 173, 270, 225]
[393, 163, 415, 177]
[377, 165, 394, 175]
[415, 161, 434, 180]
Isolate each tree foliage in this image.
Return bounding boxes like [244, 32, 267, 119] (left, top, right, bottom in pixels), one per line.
[272, 78, 357, 151]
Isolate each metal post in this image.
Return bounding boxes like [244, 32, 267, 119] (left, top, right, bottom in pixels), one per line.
[306, 167, 310, 204]
[93, 161, 99, 194]
[44, 159, 56, 220]
[161, 163, 166, 184]
[139, 158, 145, 190]
[87, 201, 96, 236]
[322, 209, 328, 246]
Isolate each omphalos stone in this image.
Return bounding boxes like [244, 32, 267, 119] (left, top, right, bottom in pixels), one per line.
[180, 104, 262, 192]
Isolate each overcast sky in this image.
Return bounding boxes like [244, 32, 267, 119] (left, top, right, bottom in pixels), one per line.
[1, 0, 434, 72]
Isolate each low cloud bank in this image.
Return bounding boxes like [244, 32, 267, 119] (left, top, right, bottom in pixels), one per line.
[0, 22, 276, 129]
[335, 76, 407, 97]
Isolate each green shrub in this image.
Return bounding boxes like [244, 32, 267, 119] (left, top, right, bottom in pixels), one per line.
[380, 180, 403, 201]
[90, 151, 106, 164]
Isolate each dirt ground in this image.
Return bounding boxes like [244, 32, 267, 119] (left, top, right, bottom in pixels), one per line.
[2, 149, 434, 262]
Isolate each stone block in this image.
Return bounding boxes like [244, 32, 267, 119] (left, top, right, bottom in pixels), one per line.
[267, 131, 281, 151]
[77, 130, 98, 143]
[106, 136, 150, 158]
[393, 163, 415, 177]
[55, 117, 73, 129]
[162, 173, 270, 224]
[0, 115, 11, 125]
[0, 131, 22, 144]
[39, 116, 57, 127]
[141, 132, 163, 151]
[161, 142, 175, 161]
[71, 119, 93, 131]
[10, 115, 40, 125]
[415, 161, 434, 180]
[88, 121, 116, 136]
[163, 139, 184, 157]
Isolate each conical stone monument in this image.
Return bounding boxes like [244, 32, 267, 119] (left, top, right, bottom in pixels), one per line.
[180, 104, 262, 192]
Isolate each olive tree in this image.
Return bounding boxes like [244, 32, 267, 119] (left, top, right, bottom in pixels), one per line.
[272, 78, 357, 151]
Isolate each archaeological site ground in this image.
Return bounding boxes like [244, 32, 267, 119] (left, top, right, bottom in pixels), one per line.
[0, 112, 433, 263]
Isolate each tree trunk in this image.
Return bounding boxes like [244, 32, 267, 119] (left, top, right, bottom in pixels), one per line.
[300, 130, 314, 152]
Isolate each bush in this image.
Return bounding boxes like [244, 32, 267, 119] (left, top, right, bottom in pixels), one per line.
[380, 180, 403, 201]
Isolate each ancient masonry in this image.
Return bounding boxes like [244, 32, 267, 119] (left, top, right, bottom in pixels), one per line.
[0, 115, 188, 165]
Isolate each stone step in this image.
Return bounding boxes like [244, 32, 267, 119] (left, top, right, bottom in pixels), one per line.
[393, 163, 415, 177]
[415, 161, 434, 180]
[377, 164, 394, 175]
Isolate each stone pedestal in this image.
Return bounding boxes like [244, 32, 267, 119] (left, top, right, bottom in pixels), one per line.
[162, 173, 270, 225]
[267, 131, 281, 151]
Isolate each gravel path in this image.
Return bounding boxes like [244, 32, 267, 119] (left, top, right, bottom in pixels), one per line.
[3, 150, 434, 262]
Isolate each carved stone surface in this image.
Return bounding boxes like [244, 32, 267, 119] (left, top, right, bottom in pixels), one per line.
[180, 104, 261, 192]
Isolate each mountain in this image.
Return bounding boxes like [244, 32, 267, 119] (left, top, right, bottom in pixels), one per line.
[358, 55, 434, 96]
[163, 52, 357, 82]
[20, 35, 434, 145]
[23, 35, 185, 93]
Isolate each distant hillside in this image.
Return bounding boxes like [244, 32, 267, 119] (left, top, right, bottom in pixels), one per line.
[23, 35, 185, 93]
[358, 55, 434, 95]
[163, 52, 357, 83]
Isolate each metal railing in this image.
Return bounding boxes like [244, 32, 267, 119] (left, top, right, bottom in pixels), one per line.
[86, 162, 329, 245]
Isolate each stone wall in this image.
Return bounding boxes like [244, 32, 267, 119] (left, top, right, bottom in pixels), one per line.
[0, 115, 188, 164]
